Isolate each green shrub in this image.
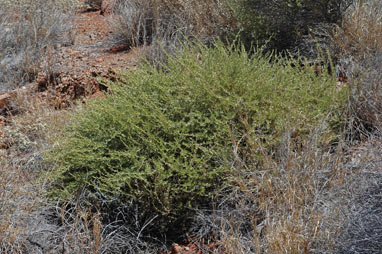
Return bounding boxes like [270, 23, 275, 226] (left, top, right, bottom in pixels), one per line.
[47, 42, 346, 233]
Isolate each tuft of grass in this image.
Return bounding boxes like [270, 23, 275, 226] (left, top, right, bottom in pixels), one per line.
[328, 0, 382, 137]
[192, 123, 349, 253]
[0, 0, 76, 93]
[313, 136, 382, 254]
[331, 0, 382, 71]
[0, 91, 68, 253]
[347, 54, 382, 137]
[109, 0, 236, 66]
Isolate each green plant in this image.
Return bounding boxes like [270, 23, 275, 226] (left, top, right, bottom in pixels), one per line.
[47, 42, 346, 235]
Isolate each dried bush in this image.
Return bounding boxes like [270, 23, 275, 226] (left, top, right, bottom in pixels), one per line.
[34, 199, 164, 254]
[192, 124, 348, 253]
[309, 136, 382, 254]
[331, 0, 382, 78]
[109, 0, 236, 66]
[323, 1, 382, 136]
[0, 0, 75, 93]
[333, 174, 382, 254]
[229, 0, 353, 51]
[0, 92, 64, 253]
[111, 0, 234, 44]
[346, 54, 382, 136]
[300, 0, 382, 77]
[192, 133, 382, 253]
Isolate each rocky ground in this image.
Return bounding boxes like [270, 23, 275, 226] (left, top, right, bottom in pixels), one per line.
[0, 2, 143, 124]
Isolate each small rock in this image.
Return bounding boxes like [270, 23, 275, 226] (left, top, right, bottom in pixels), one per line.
[171, 244, 183, 254]
[0, 116, 6, 124]
[111, 44, 129, 53]
[336, 81, 347, 91]
[36, 72, 48, 92]
[66, 49, 80, 55]
[0, 93, 11, 109]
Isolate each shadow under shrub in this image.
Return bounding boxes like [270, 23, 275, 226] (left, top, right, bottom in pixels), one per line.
[47, 42, 346, 238]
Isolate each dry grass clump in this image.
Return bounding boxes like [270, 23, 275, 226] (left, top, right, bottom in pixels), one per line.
[0, 0, 75, 93]
[229, 0, 354, 53]
[51, 197, 167, 253]
[346, 54, 382, 136]
[331, 0, 382, 74]
[0, 93, 68, 253]
[110, 0, 235, 65]
[37, 200, 163, 254]
[315, 137, 382, 254]
[192, 124, 348, 253]
[327, 0, 382, 136]
[111, 0, 234, 45]
[192, 127, 382, 254]
[333, 175, 382, 254]
[0, 153, 42, 254]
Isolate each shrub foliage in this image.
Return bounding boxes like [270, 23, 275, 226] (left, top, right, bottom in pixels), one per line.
[48, 42, 345, 232]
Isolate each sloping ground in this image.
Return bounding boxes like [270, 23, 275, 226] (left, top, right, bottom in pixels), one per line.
[43, 9, 144, 108]
[0, 5, 142, 116]
[0, 6, 145, 145]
